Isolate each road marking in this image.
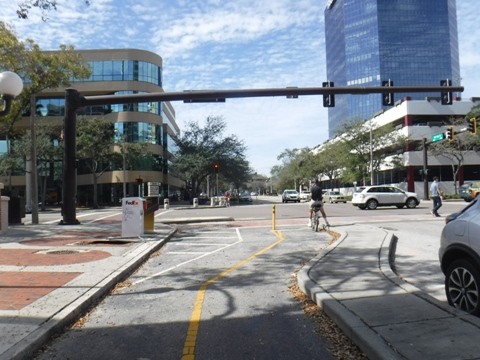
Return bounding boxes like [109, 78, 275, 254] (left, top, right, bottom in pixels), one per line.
[155, 210, 173, 217]
[131, 229, 243, 286]
[176, 236, 236, 240]
[168, 252, 208, 255]
[84, 212, 122, 223]
[181, 229, 286, 360]
[40, 211, 120, 224]
[173, 243, 234, 246]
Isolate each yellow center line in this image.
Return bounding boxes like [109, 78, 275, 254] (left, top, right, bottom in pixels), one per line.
[181, 230, 286, 360]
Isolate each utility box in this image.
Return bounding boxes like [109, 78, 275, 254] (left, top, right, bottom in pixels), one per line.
[8, 196, 25, 225]
[144, 196, 159, 232]
[122, 197, 145, 237]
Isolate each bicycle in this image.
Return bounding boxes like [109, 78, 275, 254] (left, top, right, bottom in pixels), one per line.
[311, 205, 329, 232]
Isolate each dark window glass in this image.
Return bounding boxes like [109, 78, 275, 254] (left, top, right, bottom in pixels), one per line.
[325, 0, 460, 137]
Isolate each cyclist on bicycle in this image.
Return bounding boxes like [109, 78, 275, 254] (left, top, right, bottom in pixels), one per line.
[308, 179, 330, 227]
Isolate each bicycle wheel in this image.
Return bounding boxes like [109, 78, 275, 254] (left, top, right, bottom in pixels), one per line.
[314, 212, 319, 232]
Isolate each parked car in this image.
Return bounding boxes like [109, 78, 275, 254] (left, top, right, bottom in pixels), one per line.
[282, 190, 300, 203]
[323, 190, 347, 204]
[351, 185, 419, 210]
[459, 182, 480, 202]
[458, 182, 480, 202]
[299, 191, 310, 202]
[250, 191, 258, 196]
[439, 198, 480, 315]
[239, 192, 252, 202]
[459, 183, 473, 202]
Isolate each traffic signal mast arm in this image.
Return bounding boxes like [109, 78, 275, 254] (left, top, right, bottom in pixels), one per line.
[80, 85, 464, 107]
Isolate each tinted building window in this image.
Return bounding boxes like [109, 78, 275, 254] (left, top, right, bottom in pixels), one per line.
[114, 122, 162, 146]
[74, 60, 162, 87]
[325, 0, 460, 137]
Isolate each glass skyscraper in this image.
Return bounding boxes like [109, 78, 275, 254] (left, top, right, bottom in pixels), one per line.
[324, 0, 460, 137]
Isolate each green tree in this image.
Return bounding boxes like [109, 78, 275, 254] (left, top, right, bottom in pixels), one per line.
[274, 147, 315, 191]
[11, 123, 62, 210]
[17, 0, 90, 21]
[311, 140, 348, 189]
[335, 120, 407, 185]
[174, 115, 250, 196]
[112, 133, 151, 199]
[428, 107, 480, 194]
[0, 21, 91, 141]
[76, 116, 115, 209]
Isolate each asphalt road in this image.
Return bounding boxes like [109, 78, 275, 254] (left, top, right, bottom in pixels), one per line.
[35, 221, 339, 360]
[29, 196, 468, 359]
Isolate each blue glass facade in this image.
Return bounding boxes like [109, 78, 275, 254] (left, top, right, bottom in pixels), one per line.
[114, 122, 162, 146]
[33, 92, 162, 117]
[74, 60, 162, 87]
[325, 0, 460, 137]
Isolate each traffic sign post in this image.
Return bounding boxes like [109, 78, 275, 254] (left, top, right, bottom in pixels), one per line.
[431, 133, 445, 142]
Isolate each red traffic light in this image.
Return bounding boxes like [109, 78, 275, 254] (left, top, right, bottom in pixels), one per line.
[214, 164, 219, 173]
[135, 178, 143, 184]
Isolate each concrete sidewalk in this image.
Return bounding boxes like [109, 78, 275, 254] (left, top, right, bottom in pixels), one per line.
[0, 222, 175, 360]
[298, 224, 480, 360]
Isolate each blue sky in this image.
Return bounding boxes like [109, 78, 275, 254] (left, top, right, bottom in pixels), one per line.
[1, 0, 479, 176]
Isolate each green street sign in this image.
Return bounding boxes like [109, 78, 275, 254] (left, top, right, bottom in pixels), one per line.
[431, 133, 445, 142]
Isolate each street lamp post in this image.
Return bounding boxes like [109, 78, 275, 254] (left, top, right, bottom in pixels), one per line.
[370, 121, 374, 186]
[115, 130, 127, 199]
[0, 72, 24, 117]
[0, 71, 23, 229]
[365, 119, 374, 186]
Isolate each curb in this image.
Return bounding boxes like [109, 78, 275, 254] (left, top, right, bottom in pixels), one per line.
[297, 228, 402, 360]
[2, 229, 176, 360]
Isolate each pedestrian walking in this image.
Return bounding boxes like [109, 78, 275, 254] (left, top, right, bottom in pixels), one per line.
[225, 191, 230, 207]
[430, 176, 443, 217]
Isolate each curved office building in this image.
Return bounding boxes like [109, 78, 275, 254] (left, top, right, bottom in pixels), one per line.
[18, 48, 183, 206]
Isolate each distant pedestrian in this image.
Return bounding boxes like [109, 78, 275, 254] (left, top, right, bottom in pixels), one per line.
[430, 176, 443, 217]
[225, 191, 230, 207]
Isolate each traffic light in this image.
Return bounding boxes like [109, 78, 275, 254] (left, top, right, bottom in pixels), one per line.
[135, 178, 143, 184]
[440, 79, 453, 105]
[322, 81, 335, 107]
[382, 80, 394, 106]
[445, 126, 454, 142]
[214, 163, 219, 174]
[468, 117, 477, 135]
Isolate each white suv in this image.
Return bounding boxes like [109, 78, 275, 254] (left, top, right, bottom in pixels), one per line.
[352, 185, 419, 210]
[282, 190, 299, 203]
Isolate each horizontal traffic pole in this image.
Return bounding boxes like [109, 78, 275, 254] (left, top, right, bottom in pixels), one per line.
[78, 85, 464, 107]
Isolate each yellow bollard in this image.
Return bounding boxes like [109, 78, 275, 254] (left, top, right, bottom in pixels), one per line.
[144, 211, 155, 232]
[272, 205, 276, 230]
